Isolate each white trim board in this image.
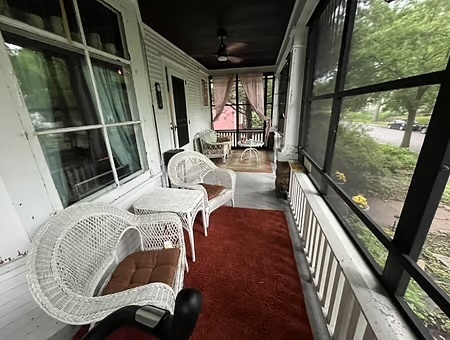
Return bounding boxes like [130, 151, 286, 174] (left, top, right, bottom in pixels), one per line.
[208, 65, 275, 76]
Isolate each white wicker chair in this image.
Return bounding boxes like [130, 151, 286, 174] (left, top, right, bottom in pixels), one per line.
[198, 129, 232, 163]
[27, 203, 187, 325]
[168, 150, 236, 226]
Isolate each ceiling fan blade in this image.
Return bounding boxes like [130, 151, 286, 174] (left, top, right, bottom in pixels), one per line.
[227, 42, 248, 53]
[228, 56, 244, 64]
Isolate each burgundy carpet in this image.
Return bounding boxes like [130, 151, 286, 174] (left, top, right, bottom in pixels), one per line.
[74, 207, 313, 340]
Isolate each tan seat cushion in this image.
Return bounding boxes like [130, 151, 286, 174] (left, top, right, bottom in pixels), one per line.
[199, 183, 225, 201]
[102, 249, 180, 296]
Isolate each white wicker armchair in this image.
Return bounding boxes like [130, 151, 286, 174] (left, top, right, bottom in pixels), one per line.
[198, 129, 232, 163]
[27, 203, 187, 325]
[168, 151, 236, 226]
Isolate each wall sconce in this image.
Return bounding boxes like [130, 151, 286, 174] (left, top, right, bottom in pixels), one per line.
[155, 82, 163, 109]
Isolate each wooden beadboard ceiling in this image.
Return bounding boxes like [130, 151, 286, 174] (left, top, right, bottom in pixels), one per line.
[138, 0, 296, 70]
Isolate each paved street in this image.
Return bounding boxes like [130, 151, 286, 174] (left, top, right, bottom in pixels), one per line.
[366, 125, 425, 153]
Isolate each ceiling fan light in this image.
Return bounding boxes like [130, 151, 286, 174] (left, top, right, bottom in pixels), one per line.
[218, 55, 228, 62]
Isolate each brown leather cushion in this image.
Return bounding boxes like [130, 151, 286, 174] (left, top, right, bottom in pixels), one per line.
[217, 136, 231, 143]
[102, 249, 180, 296]
[199, 183, 225, 201]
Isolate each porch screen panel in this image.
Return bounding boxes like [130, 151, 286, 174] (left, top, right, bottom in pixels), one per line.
[299, 0, 450, 337]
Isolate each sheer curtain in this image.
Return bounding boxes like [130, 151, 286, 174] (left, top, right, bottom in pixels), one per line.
[212, 75, 235, 122]
[8, 46, 71, 206]
[240, 73, 271, 139]
[92, 64, 140, 173]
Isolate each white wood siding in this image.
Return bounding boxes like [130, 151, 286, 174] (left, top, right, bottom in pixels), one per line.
[0, 258, 67, 340]
[143, 25, 211, 152]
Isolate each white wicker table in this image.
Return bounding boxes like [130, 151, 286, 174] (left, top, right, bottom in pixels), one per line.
[133, 188, 207, 263]
[238, 140, 265, 163]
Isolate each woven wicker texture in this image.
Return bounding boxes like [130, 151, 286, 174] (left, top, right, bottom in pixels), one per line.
[134, 188, 207, 262]
[167, 151, 236, 225]
[198, 129, 232, 163]
[27, 203, 186, 325]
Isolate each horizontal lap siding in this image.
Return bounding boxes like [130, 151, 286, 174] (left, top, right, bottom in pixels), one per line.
[143, 26, 211, 152]
[0, 258, 66, 339]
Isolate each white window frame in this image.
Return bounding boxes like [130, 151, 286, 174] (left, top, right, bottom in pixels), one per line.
[0, 0, 155, 210]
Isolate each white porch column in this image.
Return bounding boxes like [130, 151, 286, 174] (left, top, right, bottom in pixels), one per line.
[279, 26, 308, 161]
[271, 74, 280, 128]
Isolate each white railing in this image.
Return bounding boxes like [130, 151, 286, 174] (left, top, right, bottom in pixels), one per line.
[215, 129, 265, 148]
[288, 164, 415, 340]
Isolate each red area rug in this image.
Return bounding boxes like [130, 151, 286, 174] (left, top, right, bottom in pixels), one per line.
[74, 207, 313, 340]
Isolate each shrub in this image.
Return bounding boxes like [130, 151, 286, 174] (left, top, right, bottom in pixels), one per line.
[415, 116, 431, 125]
[332, 124, 418, 200]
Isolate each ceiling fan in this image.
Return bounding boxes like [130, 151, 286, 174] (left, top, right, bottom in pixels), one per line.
[215, 28, 246, 64]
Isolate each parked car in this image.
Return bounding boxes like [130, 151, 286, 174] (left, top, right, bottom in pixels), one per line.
[420, 125, 428, 134]
[387, 120, 420, 131]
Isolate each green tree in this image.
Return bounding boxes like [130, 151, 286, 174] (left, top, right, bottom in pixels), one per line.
[346, 0, 450, 148]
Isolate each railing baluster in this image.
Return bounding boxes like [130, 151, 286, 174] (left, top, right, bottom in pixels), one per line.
[362, 324, 376, 340]
[319, 244, 333, 304]
[309, 220, 319, 270]
[326, 265, 343, 324]
[312, 231, 324, 280]
[344, 299, 362, 340]
[304, 208, 314, 255]
[334, 281, 356, 339]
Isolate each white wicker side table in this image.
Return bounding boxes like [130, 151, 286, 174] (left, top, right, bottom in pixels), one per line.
[133, 188, 207, 263]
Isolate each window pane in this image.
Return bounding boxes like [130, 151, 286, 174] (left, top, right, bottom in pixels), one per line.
[77, 0, 127, 58]
[6, 39, 100, 131]
[107, 125, 142, 181]
[411, 178, 450, 338]
[266, 76, 273, 104]
[39, 129, 114, 207]
[345, 0, 450, 90]
[92, 62, 134, 123]
[304, 99, 333, 167]
[239, 107, 264, 130]
[404, 278, 450, 339]
[278, 60, 290, 136]
[213, 106, 236, 131]
[326, 188, 388, 268]
[330, 86, 439, 231]
[1, 0, 74, 38]
[312, 0, 347, 96]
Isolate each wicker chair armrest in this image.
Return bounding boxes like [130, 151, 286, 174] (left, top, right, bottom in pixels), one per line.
[202, 168, 236, 191]
[36, 282, 177, 325]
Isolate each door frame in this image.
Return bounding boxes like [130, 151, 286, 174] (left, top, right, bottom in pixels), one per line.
[161, 57, 190, 148]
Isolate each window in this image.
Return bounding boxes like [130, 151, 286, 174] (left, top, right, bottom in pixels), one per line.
[312, 0, 346, 96]
[77, 0, 127, 58]
[210, 74, 273, 145]
[300, 0, 450, 338]
[3, 0, 145, 208]
[304, 99, 333, 167]
[277, 58, 290, 135]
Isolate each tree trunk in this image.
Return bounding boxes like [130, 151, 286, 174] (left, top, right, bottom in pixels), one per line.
[373, 102, 381, 122]
[245, 104, 252, 139]
[400, 86, 428, 148]
[400, 108, 417, 148]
